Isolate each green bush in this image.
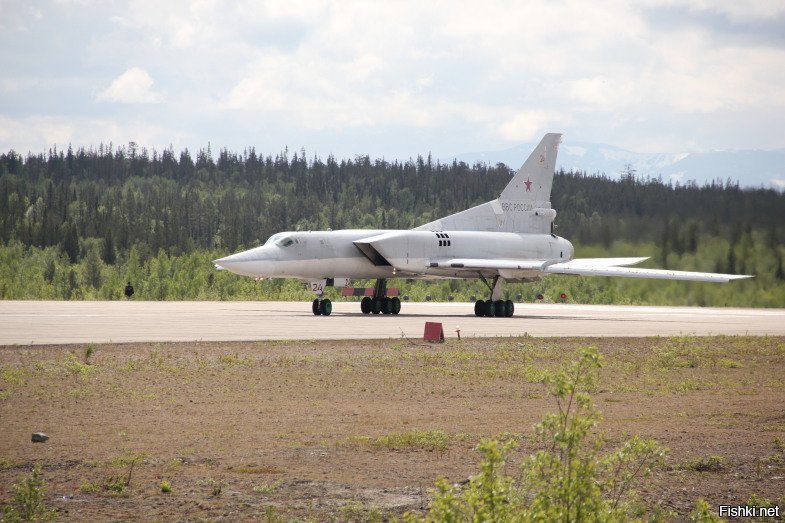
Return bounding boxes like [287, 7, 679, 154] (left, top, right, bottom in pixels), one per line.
[374, 430, 449, 452]
[690, 498, 724, 522]
[686, 455, 725, 472]
[405, 348, 667, 522]
[1, 464, 56, 521]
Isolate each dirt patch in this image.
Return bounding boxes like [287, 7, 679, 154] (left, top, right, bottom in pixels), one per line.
[1, 336, 784, 520]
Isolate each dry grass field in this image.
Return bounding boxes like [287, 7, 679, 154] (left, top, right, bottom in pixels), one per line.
[1, 336, 784, 521]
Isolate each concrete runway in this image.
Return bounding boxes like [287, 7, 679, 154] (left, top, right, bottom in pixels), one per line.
[1, 300, 784, 345]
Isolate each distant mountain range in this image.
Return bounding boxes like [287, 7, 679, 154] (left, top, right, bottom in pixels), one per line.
[446, 141, 785, 190]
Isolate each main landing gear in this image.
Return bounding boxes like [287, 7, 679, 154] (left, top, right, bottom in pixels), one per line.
[360, 279, 401, 315]
[474, 275, 514, 318]
[474, 298, 514, 317]
[312, 298, 332, 316]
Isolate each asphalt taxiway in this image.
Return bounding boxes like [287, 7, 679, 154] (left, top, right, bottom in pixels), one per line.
[1, 300, 784, 345]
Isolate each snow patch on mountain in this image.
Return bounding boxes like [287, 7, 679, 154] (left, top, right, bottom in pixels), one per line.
[445, 140, 785, 190]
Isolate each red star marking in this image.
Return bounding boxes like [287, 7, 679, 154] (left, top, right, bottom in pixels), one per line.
[524, 177, 533, 191]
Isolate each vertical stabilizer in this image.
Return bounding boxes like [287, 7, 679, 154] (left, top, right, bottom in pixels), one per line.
[500, 132, 561, 203]
[415, 132, 562, 233]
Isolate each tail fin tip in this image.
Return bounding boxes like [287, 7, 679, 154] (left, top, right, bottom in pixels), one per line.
[499, 132, 562, 201]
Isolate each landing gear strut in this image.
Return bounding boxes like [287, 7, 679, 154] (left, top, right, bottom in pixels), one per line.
[360, 279, 401, 315]
[474, 275, 514, 318]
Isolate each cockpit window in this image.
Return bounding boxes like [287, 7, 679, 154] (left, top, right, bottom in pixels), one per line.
[264, 233, 282, 246]
[275, 236, 294, 247]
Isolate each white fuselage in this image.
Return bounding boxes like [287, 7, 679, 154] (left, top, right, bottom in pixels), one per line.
[215, 229, 574, 282]
[214, 132, 749, 314]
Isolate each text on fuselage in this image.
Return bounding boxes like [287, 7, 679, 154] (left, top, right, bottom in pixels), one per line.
[501, 202, 533, 212]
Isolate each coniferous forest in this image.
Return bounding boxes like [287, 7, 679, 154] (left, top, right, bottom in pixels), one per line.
[1, 143, 784, 306]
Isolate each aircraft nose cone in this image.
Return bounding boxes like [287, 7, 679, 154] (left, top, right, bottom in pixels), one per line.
[213, 251, 251, 272]
[213, 246, 274, 277]
[213, 252, 241, 266]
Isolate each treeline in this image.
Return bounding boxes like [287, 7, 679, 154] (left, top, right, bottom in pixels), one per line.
[1, 144, 784, 306]
[0, 237, 780, 307]
[0, 144, 515, 256]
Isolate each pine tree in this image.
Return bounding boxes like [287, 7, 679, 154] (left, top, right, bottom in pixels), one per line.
[102, 230, 116, 264]
[61, 221, 79, 263]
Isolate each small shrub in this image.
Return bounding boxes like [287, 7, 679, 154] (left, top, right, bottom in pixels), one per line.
[83, 343, 95, 364]
[1, 464, 56, 521]
[690, 498, 723, 522]
[198, 478, 223, 496]
[375, 430, 449, 451]
[1, 367, 26, 385]
[104, 475, 127, 494]
[237, 465, 282, 474]
[686, 455, 725, 472]
[746, 493, 774, 509]
[84, 450, 146, 495]
[148, 347, 167, 367]
[252, 480, 283, 494]
[165, 458, 184, 469]
[674, 378, 710, 392]
[160, 480, 172, 493]
[79, 480, 101, 494]
[64, 353, 92, 378]
[263, 505, 285, 523]
[338, 500, 386, 522]
[112, 451, 145, 486]
[218, 353, 252, 366]
[405, 347, 668, 522]
[716, 357, 742, 368]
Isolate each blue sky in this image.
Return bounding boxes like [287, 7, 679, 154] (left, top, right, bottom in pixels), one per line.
[2, 0, 784, 159]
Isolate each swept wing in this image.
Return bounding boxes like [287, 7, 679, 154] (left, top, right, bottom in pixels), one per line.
[544, 259, 751, 282]
[427, 256, 751, 283]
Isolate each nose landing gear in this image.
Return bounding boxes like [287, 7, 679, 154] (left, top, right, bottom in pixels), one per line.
[312, 298, 332, 316]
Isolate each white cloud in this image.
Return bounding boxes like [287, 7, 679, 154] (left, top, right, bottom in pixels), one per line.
[0, 114, 177, 154]
[0, 115, 74, 151]
[97, 67, 163, 104]
[498, 111, 554, 142]
[0, 77, 40, 93]
[3, 0, 785, 156]
[641, 0, 785, 24]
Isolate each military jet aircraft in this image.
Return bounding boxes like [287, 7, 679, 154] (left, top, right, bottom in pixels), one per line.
[214, 133, 751, 317]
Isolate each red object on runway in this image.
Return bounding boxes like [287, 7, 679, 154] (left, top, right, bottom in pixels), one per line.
[423, 322, 445, 343]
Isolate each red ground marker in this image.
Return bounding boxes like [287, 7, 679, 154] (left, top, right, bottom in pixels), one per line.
[423, 322, 445, 343]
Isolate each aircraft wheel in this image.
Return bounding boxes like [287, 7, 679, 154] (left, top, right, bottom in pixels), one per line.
[474, 300, 484, 317]
[505, 299, 514, 317]
[391, 297, 401, 315]
[371, 298, 383, 314]
[360, 296, 372, 314]
[320, 298, 332, 316]
[312, 299, 322, 316]
[494, 300, 505, 317]
[484, 299, 495, 317]
[382, 297, 392, 314]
